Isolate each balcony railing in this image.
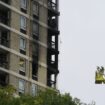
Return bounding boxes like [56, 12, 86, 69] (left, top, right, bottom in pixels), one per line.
[0, 36, 9, 47]
[0, 10, 10, 25]
[32, 75, 38, 81]
[0, 61, 8, 69]
[0, 13, 9, 26]
[0, 54, 9, 69]
[48, 18, 57, 28]
[48, 41, 56, 50]
[48, 0, 57, 11]
[47, 79, 56, 88]
[32, 59, 38, 81]
[0, 72, 8, 86]
[0, 17, 9, 25]
[49, 61, 57, 69]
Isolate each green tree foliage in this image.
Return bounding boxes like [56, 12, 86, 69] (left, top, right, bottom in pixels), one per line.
[34, 90, 76, 105]
[0, 86, 95, 105]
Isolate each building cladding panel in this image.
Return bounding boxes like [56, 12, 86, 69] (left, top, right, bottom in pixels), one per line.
[0, 0, 60, 95]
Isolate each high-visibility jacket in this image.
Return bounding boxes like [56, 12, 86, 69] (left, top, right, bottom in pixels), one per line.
[95, 72, 105, 81]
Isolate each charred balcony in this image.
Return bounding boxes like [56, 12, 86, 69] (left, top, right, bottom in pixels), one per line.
[48, 41, 58, 51]
[47, 34, 59, 52]
[47, 43, 59, 84]
[32, 56, 38, 81]
[47, 78, 56, 88]
[32, 43, 39, 81]
[47, 70, 58, 88]
[48, 40, 59, 52]
[48, 26, 59, 35]
[48, 0, 59, 16]
[47, 0, 60, 88]
[47, 53, 58, 69]
[48, 16, 58, 30]
[48, 15, 59, 34]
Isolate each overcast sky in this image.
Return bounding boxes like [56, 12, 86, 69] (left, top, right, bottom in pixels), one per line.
[58, 0, 105, 105]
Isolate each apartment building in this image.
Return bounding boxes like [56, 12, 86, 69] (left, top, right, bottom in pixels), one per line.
[0, 0, 60, 95]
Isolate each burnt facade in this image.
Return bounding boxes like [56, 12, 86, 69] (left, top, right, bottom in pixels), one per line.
[47, 0, 59, 88]
[0, 0, 60, 95]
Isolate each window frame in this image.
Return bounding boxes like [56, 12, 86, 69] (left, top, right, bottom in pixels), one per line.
[20, 16, 27, 31]
[32, 22, 39, 36]
[19, 79, 25, 94]
[32, 43, 38, 55]
[19, 58, 26, 72]
[33, 1, 39, 16]
[20, 37, 26, 51]
[31, 83, 37, 96]
[20, 0, 27, 10]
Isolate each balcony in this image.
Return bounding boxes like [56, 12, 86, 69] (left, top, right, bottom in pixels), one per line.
[47, 51, 59, 74]
[48, 0, 59, 16]
[47, 72, 57, 88]
[0, 71, 9, 86]
[47, 79, 56, 87]
[48, 0, 57, 11]
[48, 41, 57, 50]
[50, 41, 56, 49]
[32, 55, 38, 81]
[0, 31, 9, 47]
[0, 53, 9, 69]
[48, 61, 58, 70]
[0, 10, 10, 25]
[48, 27, 59, 35]
[48, 18, 57, 28]
[47, 56, 59, 73]
[32, 74, 38, 81]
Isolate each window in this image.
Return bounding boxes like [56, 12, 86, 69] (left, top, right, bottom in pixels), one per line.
[32, 53, 38, 81]
[32, 43, 38, 56]
[33, 2, 39, 16]
[20, 0, 27, 10]
[20, 37, 26, 51]
[32, 62, 38, 81]
[19, 58, 25, 73]
[33, 22, 39, 36]
[19, 79, 25, 94]
[20, 16, 26, 30]
[32, 84, 37, 96]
